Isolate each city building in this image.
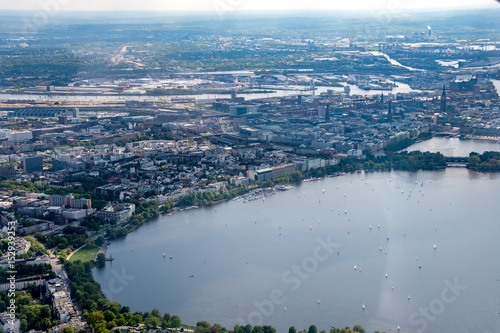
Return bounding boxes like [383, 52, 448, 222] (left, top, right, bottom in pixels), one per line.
[23, 155, 43, 173]
[0, 164, 15, 178]
[7, 130, 33, 142]
[10, 107, 79, 118]
[0, 312, 20, 332]
[96, 202, 135, 223]
[48, 194, 91, 209]
[229, 105, 257, 116]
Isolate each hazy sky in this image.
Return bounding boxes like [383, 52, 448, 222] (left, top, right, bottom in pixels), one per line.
[0, 0, 497, 11]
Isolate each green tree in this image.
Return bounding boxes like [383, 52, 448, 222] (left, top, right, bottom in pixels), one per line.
[290, 171, 303, 182]
[20, 319, 28, 332]
[62, 327, 75, 333]
[95, 236, 106, 246]
[40, 305, 51, 318]
[88, 311, 105, 325]
[104, 310, 116, 321]
[95, 253, 106, 268]
[352, 325, 365, 333]
[38, 318, 52, 330]
[289, 327, 297, 333]
[197, 321, 211, 328]
[170, 315, 181, 328]
[308, 325, 318, 333]
[151, 308, 162, 319]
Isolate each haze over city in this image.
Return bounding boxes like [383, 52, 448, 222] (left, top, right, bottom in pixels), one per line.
[0, 0, 497, 11]
[0, 1, 499, 333]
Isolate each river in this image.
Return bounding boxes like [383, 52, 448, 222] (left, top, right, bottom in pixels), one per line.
[93, 165, 500, 333]
[0, 80, 417, 102]
[370, 52, 424, 72]
[491, 79, 500, 96]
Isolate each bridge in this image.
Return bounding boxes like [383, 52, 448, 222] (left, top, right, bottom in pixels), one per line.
[444, 156, 469, 167]
[444, 156, 469, 163]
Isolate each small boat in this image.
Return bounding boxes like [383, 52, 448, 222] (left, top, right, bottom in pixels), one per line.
[163, 253, 166, 258]
[169, 255, 173, 259]
[317, 299, 320, 304]
[362, 303, 365, 310]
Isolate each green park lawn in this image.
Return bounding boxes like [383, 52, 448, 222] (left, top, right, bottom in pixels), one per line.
[69, 244, 99, 263]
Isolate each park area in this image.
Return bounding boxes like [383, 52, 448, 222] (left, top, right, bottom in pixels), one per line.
[69, 244, 99, 263]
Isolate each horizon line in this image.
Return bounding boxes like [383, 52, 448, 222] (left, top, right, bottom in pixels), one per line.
[0, 4, 498, 13]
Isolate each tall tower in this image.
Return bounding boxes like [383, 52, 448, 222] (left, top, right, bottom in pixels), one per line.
[441, 84, 447, 114]
[381, 93, 384, 105]
[388, 99, 392, 122]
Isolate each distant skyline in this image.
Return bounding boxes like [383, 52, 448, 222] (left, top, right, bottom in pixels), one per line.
[0, 0, 497, 12]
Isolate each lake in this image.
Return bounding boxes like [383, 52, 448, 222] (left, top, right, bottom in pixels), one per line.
[93, 167, 500, 333]
[405, 137, 500, 156]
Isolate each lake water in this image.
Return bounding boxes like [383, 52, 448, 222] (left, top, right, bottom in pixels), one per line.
[93, 167, 500, 333]
[405, 137, 500, 156]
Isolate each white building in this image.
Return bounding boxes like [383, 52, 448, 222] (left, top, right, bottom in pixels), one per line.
[7, 130, 33, 142]
[61, 209, 88, 220]
[0, 312, 20, 332]
[347, 149, 363, 158]
[0, 129, 10, 139]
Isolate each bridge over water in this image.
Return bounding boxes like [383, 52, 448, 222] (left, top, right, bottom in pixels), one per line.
[444, 156, 469, 167]
[444, 156, 469, 163]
